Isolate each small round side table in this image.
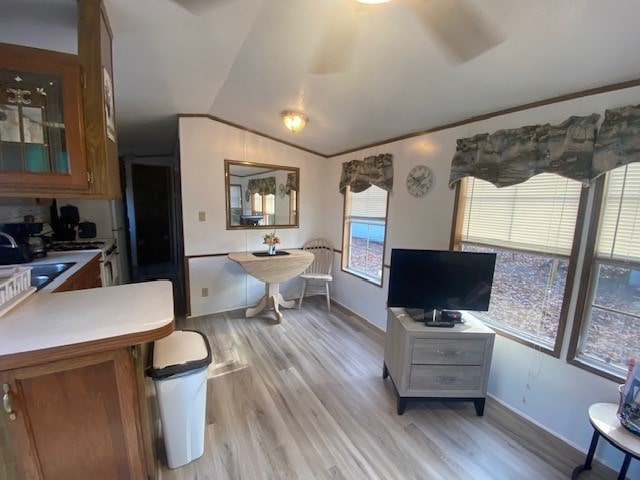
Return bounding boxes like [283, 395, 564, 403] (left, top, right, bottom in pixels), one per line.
[572, 402, 640, 480]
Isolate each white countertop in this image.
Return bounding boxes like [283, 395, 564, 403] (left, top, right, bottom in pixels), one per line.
[28, 251, 102, 292]
[0, 280, 174, 359]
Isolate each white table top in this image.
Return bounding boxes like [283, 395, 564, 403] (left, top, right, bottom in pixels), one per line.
[589, 402, 640, 458]
[228, 249, 314, 283]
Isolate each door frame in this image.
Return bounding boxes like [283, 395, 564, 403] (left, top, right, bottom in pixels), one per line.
[124, 156, 177, 268]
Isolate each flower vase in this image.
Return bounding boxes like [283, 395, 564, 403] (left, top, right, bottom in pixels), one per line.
[268, 244, 277, 256]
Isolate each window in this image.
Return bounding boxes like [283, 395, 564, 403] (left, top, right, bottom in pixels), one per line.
[342, 185, 388, 285]
[570, 163, 640, 376]
[458, 174, 583, 353]
[252, 193, 275, 225]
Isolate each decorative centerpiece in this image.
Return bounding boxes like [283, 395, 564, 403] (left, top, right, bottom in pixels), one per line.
[262, 231, 282, 255]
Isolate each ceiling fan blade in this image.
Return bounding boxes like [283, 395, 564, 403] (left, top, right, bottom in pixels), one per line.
[406, 0, 504, 64]
[309, 3, 361, 75]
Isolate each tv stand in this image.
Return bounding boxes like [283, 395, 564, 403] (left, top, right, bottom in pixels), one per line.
[383, 307, 495, 415]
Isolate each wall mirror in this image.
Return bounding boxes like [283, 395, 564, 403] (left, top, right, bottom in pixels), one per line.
[225, 159, 299, 230]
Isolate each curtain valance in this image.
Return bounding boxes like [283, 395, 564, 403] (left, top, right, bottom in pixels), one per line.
[592, 103, 640, 179]
[448, 114, 600, 188]
[247, 176, 276, 195]
[339, 153, 394, 194]
[285, 172, 297, 194]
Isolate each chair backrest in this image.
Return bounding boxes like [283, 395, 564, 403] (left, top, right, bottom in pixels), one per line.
[302, 238, 334, 275]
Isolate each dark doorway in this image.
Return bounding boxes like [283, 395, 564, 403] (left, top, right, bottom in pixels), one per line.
[131, 164, 172, 266]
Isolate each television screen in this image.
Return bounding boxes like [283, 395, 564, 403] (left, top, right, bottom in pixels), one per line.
[387, 249, 496, 313]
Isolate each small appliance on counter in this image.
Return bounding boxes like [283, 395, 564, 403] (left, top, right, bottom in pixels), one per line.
[51, 202, 80, 241]
[1, 223, 49, 261]
[0, 232, 32, 264]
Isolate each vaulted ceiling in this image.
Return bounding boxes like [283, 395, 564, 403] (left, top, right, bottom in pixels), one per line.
[3, 0, 640, 157]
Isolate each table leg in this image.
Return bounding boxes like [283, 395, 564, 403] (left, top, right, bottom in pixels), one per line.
[245, 295, 268, 318]
[618, 454, 631, 480]
[474, 398, 485, 416]
[278, 294, 296, 309]
[272, 294, 283, 323]
[572, 429, 599, 479]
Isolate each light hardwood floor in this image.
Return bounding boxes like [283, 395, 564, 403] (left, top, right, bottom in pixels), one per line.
[155, 297, 617, 480]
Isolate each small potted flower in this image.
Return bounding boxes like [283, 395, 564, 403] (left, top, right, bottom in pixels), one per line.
[262, 231, 282, 255]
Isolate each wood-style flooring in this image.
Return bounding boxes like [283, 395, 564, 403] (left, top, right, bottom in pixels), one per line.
[155, 297, 616, 480]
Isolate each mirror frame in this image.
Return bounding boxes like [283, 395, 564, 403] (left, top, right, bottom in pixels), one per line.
[224, 159, 300, 230]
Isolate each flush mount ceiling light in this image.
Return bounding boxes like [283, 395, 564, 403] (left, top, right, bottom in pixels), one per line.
[355, 0, 391, 3]
[281, 111, 308, 133]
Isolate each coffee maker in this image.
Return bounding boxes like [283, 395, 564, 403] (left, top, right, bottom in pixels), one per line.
[2, 223, 48, 260]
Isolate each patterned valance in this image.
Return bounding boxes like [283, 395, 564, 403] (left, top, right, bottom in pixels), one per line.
[448, 114, 600, 188]
[247, 176, 276, 195]
[285, 172, 297, 195]
[339, 153, 394, 194]
[592, 104, 640, 179]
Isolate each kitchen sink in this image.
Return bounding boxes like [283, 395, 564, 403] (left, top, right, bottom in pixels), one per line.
[30, 262, 75, 290]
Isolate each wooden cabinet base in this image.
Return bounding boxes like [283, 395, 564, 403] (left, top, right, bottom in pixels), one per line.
[0, 348, 147, 479]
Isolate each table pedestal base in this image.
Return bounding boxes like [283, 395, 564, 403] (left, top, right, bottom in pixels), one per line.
[245, 282, 296, 323]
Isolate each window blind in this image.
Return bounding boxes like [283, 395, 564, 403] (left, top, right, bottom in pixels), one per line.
[597, 162, 640, 262]
[348, 185, 387, 219]
[462, 173, 582, 255]
[265, 194, 275, 215]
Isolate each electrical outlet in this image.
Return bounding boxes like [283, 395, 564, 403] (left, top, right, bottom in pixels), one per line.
[201, 287, 209, 297]
[198, 211, 206, 221]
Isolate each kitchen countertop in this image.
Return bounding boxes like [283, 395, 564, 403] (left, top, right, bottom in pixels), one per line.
[0, 280, 175, 371]
[29, 250, 102, 292]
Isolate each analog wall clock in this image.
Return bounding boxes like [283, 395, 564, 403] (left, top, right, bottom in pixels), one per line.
[278, 183, 286, 198]
[406, 165, 434, 198]
[244, 189, 251, 202]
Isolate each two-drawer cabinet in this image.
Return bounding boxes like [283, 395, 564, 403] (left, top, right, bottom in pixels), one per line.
[383, 307, 495, 415]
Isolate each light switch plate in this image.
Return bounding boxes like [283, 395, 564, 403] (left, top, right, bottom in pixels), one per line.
[201, 287, 209, 297]
[198, 211, 206, 221]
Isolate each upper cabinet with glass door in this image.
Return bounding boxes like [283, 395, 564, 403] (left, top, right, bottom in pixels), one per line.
[0, 43, 87, 194]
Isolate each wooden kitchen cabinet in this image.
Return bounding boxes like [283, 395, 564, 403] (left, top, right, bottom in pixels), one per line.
[78, 0, 121, 199]
[54, 254, 102, 292]
[0, 348, 147, 479]
[0, 43, 89, 195]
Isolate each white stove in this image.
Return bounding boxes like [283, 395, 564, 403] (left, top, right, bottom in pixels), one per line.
[50, 239, 120, 286]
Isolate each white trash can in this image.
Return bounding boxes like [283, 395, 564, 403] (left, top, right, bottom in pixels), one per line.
[148, 330, 212, 469]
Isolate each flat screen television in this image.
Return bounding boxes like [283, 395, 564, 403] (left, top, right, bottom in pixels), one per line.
[387, 249, 497, 321]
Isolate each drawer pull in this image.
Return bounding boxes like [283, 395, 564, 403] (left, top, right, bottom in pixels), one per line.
[436, 376, 457, 384]
[436, 350, 461, 356]
[3, 383, 16, 421]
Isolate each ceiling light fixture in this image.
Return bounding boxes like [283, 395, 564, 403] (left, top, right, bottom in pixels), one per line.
[355, 0, 391, 4]
[281, 111, 308, 133]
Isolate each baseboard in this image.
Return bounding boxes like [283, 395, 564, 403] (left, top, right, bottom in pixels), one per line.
[331, 299, 386, 337]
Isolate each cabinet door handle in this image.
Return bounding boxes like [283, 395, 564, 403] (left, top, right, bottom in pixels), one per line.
[3, 383, 16, 421]
[437, 350, 461, 356]
[436, 376, 457, 384]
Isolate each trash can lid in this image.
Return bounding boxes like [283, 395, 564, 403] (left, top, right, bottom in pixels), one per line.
[147, 330, 212, 380]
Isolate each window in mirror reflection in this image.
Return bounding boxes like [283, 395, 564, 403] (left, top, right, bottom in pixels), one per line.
[225, 159, 299, 229]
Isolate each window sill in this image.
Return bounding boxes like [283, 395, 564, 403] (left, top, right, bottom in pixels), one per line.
[341, 267, 383, 287]
[567, 355, 626, 384]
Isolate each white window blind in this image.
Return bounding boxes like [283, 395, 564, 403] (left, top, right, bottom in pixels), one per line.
[597, 162, 640, 262]
[462, 173, 582, 255]
[265, 194, 275, 215]
[349, 185, 387, 219]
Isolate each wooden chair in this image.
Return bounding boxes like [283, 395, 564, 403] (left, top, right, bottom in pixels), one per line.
[298, 238, 334, 311]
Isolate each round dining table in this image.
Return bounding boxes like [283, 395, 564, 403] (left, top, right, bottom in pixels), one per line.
[228, 249, 314, 323]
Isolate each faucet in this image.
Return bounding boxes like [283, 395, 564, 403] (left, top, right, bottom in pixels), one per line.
[0, 232, 18, 248]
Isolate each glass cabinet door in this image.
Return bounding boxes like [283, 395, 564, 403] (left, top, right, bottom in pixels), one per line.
[0, 44, 87, 192]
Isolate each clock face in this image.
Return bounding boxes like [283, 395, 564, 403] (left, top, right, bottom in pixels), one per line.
[244, 189, 251, 202]
[278, 184, 286, 198]
[406, 165, 434, 198]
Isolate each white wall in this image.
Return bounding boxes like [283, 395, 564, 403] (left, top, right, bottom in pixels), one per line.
[180, 88, 640, 475]
[324, 85, 640, 477]
[179, 117, 326, 316]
